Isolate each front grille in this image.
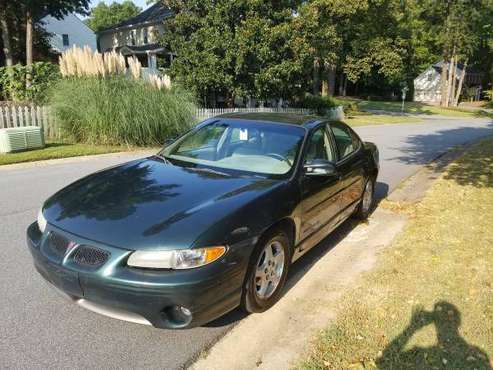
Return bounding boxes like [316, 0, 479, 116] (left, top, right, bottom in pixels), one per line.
[48, 231, 70, 256]
[72, 245, 110, 267]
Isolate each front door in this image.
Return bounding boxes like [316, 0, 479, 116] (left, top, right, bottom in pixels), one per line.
[299, 125, 343, 244]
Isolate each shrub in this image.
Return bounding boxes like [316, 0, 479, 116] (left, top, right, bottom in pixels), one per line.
[302, 94, 337, 115]
[49, 76, 196, 146]
[0, 62, 60, 103]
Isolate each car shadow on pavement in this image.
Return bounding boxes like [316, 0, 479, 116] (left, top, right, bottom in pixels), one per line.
[377, 301, 492, 369]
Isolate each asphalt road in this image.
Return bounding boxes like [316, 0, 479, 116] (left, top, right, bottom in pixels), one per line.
[1, 117, 492, 369]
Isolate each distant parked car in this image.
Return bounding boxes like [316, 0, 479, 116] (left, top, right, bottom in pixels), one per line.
[27, 113, 379, 329]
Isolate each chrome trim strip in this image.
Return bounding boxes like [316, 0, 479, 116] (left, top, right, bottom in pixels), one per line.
[76, 299, 152, 326]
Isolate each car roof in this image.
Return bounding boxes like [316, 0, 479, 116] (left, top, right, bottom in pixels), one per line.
[216, 112, 328, 128]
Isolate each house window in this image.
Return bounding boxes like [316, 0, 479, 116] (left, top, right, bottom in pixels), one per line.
[143, 28, 148, 44]
[131, 30, 136, 46]
[62, 34, 69, 47]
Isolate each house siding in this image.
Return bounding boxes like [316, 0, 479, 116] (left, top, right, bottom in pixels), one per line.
[414, 67, 442, 103]
[99, 24, 164, 52]
[41, 14, 97, 52]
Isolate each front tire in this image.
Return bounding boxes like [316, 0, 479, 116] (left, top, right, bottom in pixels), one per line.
[354, 177, 375, 220]
[241, 228, 291, 313]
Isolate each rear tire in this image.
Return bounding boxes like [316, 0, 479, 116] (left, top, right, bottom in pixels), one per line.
[354, 177, 375, 220]
[241, 228, 291, 313]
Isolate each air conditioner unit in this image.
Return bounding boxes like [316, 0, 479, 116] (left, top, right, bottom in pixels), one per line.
[0, 126, 45, 153]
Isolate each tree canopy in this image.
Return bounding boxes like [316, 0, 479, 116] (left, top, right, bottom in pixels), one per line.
[86, 1, 142, 32]
[160, 0, 493, 106]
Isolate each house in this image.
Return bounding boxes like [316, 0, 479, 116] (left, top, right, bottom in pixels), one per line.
[97, 3, 173, 75]
[414, 61, 483, 103]
[41, 13, 97, 53]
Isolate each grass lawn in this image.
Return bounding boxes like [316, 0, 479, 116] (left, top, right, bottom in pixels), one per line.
[357, 99, 489, 118]
[0, 142, 144, 166]
[299, 137, 493, 369]
[344, 113, 423, 127]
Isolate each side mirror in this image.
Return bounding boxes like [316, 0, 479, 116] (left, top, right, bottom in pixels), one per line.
[304, 159, 337, 177]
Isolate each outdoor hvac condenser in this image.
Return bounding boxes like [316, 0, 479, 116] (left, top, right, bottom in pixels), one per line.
[0, 126, 44, 153]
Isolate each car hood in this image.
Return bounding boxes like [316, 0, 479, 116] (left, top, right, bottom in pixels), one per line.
[43, 157, 281, 250]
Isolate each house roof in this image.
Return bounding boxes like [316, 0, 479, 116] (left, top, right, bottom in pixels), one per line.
[98, 3, 173, 34]
[433, 60, 466, 72]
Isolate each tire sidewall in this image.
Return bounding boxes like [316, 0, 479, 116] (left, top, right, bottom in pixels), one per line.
[242, 229, 291, 313]
[356, 177, 375, 220]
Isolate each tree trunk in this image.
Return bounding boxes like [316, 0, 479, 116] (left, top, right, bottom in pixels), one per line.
[445, 55, 456, 107]
[0, 3, 14, 67]
[342, 76, 347, 96]
[338, 73, 344, 95]
[313, 57, 321, 96]
[440, 59, 449, 106]
[453, 60, 467, 107]
[25, 8, 33, 88]
[450, 56, 458, 106]
[327, 64, 336, 96]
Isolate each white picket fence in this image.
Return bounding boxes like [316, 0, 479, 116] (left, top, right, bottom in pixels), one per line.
[0, 105, 59, 138]
[195, 106, 345, 121]
[0, 105, 345, 139]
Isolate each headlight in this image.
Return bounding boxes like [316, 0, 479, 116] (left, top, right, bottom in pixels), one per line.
[37, 209, 47, 233]
[127, 246, 227, 269]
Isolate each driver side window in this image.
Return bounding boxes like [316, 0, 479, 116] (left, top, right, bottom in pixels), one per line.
[305, 126, 336, 162]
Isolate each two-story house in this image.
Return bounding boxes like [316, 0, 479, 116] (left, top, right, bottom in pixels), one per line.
[41, 13, 97, 53]
[97, 3, 173, 76]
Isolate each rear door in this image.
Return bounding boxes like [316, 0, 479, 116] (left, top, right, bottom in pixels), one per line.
[329, 122, 366, 210]
[299, 125, 343, 241]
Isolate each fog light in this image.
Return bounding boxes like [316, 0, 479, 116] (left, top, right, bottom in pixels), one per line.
[163, 305, 193, 327]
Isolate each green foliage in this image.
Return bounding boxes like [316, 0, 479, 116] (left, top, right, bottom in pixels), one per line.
[86, 1, 141, 32]
[0, 62, 60, 102]
[159, 0, 493, 103]
[302, 94, 337, 115]
[49, 76, 197, 146]
[160, 1, 306, 106]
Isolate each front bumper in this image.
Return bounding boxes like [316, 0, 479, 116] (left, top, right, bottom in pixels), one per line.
[27, 222, 253, 329]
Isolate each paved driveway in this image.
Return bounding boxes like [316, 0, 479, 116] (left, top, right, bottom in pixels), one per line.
[1, 118, 492, 369]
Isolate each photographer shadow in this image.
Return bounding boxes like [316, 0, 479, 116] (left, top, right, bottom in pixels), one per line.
[377, 301, 491, 369]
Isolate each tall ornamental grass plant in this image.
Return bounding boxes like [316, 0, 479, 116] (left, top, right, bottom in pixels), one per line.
[49, 76, 196, 146]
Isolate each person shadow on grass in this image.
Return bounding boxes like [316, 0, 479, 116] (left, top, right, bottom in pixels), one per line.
[377, 301, 491, 369]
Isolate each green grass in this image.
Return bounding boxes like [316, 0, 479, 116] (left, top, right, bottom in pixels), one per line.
[344, 113, 422, 127]
[357, 100, 488, 117]
[298, 137, 493, 370]
[0, 142, 138, 166]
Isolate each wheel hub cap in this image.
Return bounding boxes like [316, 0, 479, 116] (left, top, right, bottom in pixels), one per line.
[362, 181, 373, 213]
[254, 241, 285, 299]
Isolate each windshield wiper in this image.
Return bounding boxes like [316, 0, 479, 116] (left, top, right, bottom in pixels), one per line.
[188, 167, 231, 177]
[152, 153, 171, 164]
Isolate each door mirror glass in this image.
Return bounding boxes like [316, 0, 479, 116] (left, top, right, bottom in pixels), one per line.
[304, 159, 337, 177]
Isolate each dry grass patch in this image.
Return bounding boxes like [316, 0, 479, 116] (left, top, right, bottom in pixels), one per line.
[299, 137, 493, 370]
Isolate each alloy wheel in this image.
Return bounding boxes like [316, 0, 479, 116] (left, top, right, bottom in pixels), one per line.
[254, 240, 285, 299]
[362, 180, 373, 214]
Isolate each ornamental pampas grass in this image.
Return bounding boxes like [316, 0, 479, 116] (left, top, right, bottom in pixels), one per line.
[58, 46, 171, 90]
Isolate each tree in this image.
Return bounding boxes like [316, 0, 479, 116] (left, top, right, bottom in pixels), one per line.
[161, 0, 302, 107]
[18, 0, 90, 86]
[417, 0, 493, 106]
[86, 1, 141, 32]
[0, 0, 14, 66]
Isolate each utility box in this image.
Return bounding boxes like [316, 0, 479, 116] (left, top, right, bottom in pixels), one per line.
[0, 126, 45, 153]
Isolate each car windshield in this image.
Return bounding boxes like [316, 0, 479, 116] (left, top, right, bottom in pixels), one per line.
[161, 120, 306, 176]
